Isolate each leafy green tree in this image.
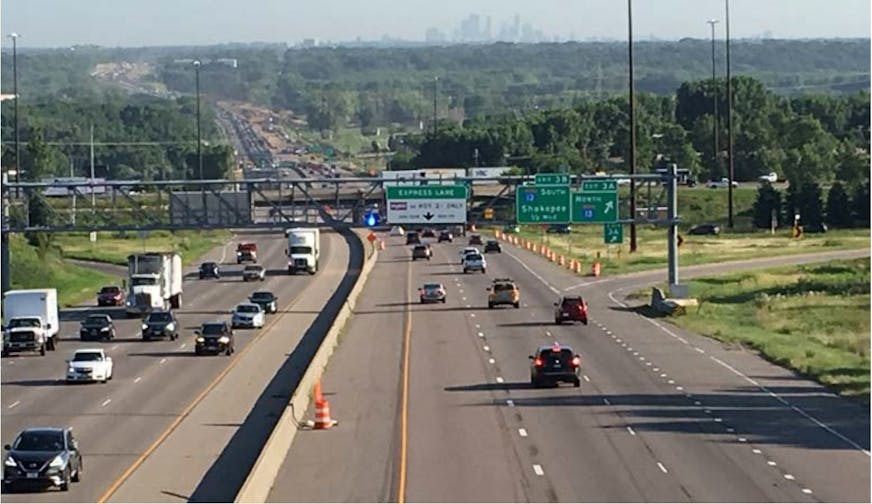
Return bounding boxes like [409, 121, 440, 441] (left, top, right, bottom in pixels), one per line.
[753, 183, 783, 229]
[852, 181, 870, 226]
[797, 181, 825, 229]
[825, 182, 853, 228]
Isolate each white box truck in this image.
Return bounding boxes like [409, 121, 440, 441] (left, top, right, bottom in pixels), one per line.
[125, 252, 183, 317]
[2, 288, 60, 356]
[285, 228, 320, 275]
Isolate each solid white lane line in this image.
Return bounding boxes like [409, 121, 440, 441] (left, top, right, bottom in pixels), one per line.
[101, 399, 111, 407]
[506, 400, 515, 407]
[532, 464, 545, 476]
[496, 377, 504, 383]
[9, 401, 20, 409]
[134, 377, 142, 383]
[505, 250, 561, 294]
[518, 428, 528, 438]
[657, 462, 668, 474]
[627, 426, 636, 436]
[583, 375, 590, 382]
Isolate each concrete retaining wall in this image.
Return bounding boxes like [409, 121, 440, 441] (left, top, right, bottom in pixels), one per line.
[234, 229, 379, 503]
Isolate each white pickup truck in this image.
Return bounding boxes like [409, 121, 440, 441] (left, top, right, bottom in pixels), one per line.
[66, 348, 114, 384]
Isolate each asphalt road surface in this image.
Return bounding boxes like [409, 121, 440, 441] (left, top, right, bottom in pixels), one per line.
[1, 229, 359, 502]
[267, 236, 869, 503]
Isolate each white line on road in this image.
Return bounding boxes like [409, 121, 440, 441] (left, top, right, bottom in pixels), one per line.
[518, 428, 528, 437]
[657, 462, 668, 474]
[459, 289, 464, 293]
[694, 401, 702, 406]
[645, 362, 652, 366]
[627, 347, 633, 351]
[801, 488, 813, 494]
[505, 250, 560, 294]
[478, 332, 485, 338]
[466, 304, 472, 308]
[767, 460, 777, 466]
[653, 367, 660, 372]
[784, 474, 795, 480]
[470, 313, 476, 318]
[752, 449, 762, 454]
[660, 373, 668, 378]
[606, 330, 613, 335]
[545, 331, 552, 337]
[475, 324, 481, 329]
[583, 375, 590, 382]
[532, 464, 545, 476]
[134, 377, 142, 383]
[488, 358, 496, 364]
[9, 401, 20, 409]
[627, 426, 636, 436]
[101, 399, 111, 407]
[496, 377, 504, 383]
[714, 418, 722, 423]
[704, 409, 712, 414]
[738, 437, 748, 443]
[483, 345, 490, 352]
[179, 343, 186, 349]
[160, 358, 167, 365]
[111, 344, 119, 350]
[506, 400, 515, 407]
[694, 347, 705, 353]
[667, 380, 675, 384]
[615, 338, 622, 343]
[676, 386, 684, 391]
[462, 297, 467, 301]
[726, 428, 735, 433]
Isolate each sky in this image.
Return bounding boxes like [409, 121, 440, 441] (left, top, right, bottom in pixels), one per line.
[1, 0, 870, 48]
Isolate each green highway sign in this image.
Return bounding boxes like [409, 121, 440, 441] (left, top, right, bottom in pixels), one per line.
[604, 223, 623, 244]
[572, 192, 619, 223]
[534, 173, 570, 185]
[581, 180, 618, 192]
[386, 185, 467, 199]
[516, 185, 571, 224]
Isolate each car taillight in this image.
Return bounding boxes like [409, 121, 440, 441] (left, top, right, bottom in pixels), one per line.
[534, 358, 544, 367]
[572, 356, 581, 367]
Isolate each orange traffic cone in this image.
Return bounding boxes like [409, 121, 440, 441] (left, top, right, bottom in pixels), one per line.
[558, 255, 565, 266]
[591, 262, 601, 277]
[311, 380, 338, 429]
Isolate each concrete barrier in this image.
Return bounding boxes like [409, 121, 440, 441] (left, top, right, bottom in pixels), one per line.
[234, 228, 378, 503]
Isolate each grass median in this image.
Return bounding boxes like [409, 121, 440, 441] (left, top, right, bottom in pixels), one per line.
[54, 229, 232, 266]
[632, 258, 870, 400]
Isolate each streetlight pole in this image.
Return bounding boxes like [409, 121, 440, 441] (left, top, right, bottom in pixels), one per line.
[432, 76, 438, 137]
[194, 60, 203, 181]
[707, 19, 719, 179]
[725, 0, 735, 229]
[10, 33, 20, 198]
[628, 0, 637, 252]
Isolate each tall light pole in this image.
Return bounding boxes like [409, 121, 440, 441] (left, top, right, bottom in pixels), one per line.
[628, 0, 637, 252]
[432, 76, 438, 137]
[194, 60, 203, 181]
[9, 33, 20, 198]
[725, 0, 735, 228]
[707, 19, 719, 179]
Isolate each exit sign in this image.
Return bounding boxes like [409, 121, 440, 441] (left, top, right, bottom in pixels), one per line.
[535, 173, 570, 185]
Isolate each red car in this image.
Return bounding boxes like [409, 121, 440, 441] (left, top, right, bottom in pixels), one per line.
[554, 296, 588, 325]
[97, 285, 125, 306]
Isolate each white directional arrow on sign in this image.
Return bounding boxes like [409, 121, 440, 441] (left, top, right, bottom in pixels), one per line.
[605, 200, 614, 213]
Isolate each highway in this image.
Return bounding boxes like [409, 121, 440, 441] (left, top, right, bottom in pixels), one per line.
[0, 229, 361, 502]
[267, 235, 870, 502]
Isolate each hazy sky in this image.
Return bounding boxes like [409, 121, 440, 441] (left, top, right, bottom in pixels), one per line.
[1, 0, 870, 47]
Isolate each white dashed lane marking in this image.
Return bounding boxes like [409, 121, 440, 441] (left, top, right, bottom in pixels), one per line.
[483, 345, 490, 352]
[518, 428, 528, 437]
[488, 358, 496, 364]
[496, 377, 504, 383]
[583, 375, 590, 382]
[506, 400, 515, 407]
[134, 377, 142, 383]
[532, 464, 545, 476]
[626, 426, 636, 436]
[603, 398, 611, 405]
[657, 462, 668, 474]
[801, 489, 813, 494]
[477, 332, 485, 338]
[9, 401, 20, 409]
[101, 399, 111, 407]
[784, 474, 795, 480]
[767, 460, 777, 466]
[111, 344, 119, 350]
[160, 358, 167, 365]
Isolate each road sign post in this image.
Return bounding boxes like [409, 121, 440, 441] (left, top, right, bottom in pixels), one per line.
[516, 185, 571, 224]
[386, 185, 468, 224]
[604, 223, 623, 244]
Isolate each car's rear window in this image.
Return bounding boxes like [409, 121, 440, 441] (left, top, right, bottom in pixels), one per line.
[562, 298, 584, 307]
[494, 284, 514, 292]
[466, 254, 483, 261]
[201, 324, 226, 335]
[100, 286, 120, 293]
[540, 349, 574, 362]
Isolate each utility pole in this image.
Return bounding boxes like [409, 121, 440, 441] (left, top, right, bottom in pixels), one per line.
[628, 0, 637, 252]
[194, 60, 206, 224]
[726, 0, 735, 228]
[667, 164, 679, 290]
[707, 19, 720, 179]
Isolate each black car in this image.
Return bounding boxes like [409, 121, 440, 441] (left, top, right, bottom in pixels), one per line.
[249, 291, 278, 314]
[529, 344, 581, 388]
[484, 240, 502, 253]
[3, 427, 83, 492]
[199, 261, 220, 279]
[406, 232, 421, 245]
[412, 244, 432, 261]
[195, 321, 235, 356]
[437, 231, 453, 243]
[687, 224, 721, 236]
[141, 310, 179, 341]
[468, 234, 483, 245]
[421, 229, 436, 238]
[79, 314, 115, 341]
[546, 224, 571, 234]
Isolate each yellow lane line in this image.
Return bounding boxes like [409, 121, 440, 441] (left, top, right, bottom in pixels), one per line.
[97, 286, 307, 502]
[397, 259, 412, 504]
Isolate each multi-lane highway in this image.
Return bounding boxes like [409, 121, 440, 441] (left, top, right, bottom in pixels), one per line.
[267, 234, 870, 502]
[1, 229, 362, 502]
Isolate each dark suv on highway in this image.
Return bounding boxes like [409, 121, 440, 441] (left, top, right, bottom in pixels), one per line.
[142, 310, 179, 341]
[3, 427, 83, 493]
[529, 344, 581, 388]
[194, 321, 235, 356]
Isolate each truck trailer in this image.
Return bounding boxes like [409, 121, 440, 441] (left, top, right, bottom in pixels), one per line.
[125, 252, 183, 317]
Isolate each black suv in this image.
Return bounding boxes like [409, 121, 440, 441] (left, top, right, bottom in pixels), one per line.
[437, 231, 453, 243]
[687, 224, 720, 236]
[142, 310, 179, 341]
[79, 314, 115, 341]
[529, 344, 581, 388]
[195, 321, 235, 356]
[406, 232, 421, 245]
[468, 234, 483, 245]
[484, 240, 502, 253]
[249, 291, 278, 314]
[199, 261, 220, 279]
[3, 427, 83, 492]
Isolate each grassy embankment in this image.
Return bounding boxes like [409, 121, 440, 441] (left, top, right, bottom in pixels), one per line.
[501, 187, 869, 275]
[631, 258, 870, 400]
[9, 230, 230, 307]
